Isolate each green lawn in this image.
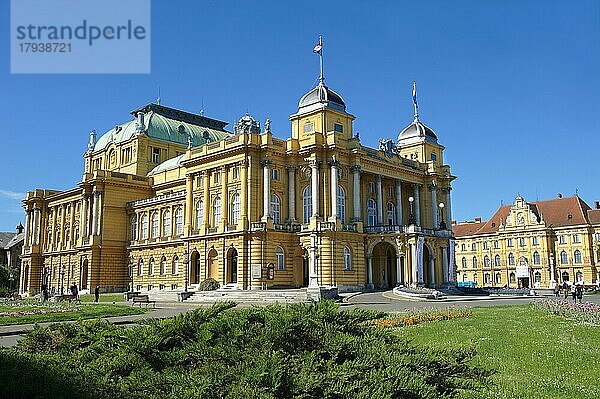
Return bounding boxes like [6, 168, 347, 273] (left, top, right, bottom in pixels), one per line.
[78, 293, 126, 303]
[0, 302, 146, 326]
[399, 305, 600, 399]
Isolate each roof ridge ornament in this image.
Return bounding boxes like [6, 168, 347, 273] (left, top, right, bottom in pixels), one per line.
[313, 35, 324, 84]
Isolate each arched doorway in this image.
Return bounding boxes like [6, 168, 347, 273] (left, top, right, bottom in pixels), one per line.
[227, 248, 238, 284]
[372, 242, 398, 289]
[80, 259, 88, 289]
[189, 251, 201, 284]
[422, 244, 433, 287]
[207, 248, 219, 281]
[293, 248, 309, 287]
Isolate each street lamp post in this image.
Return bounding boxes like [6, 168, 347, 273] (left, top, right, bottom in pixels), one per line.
[438, 202, 446, 230]
[408, 196, 416, 225]
[183, 249, 189, 292]
[8, 272, 14, 296]
[549, 253, 556, 289]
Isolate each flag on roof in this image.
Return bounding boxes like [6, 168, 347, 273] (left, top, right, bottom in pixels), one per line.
[313, 37, 322, 54]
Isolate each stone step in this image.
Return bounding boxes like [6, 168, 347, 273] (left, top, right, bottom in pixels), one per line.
[146, 289, 310, 303]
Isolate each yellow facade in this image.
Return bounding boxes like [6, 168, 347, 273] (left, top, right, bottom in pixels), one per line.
[453, 195, 600, 289]
[20, 78, 456, 297]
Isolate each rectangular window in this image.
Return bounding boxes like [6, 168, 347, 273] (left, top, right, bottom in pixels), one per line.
[303, 122, 314, 133]
[388, 187, 394, 197]
[369, 182, 375, 194]
[152, 147, 161, 163]
[232, 167, 239, 180]
[272, 169, 280, 180]
[493, 240, 499, 249]
[532, 236, 539, 245]
[431, 153, 437, 162]
[559, 235, 566, 244]
[333, 123, 343, 133]
[214, 172, 221, 184]
[572, 234, 580, 243]
[471, 243, 476, 251]
[507, 238, 513, 247]
[483, 241, 488, 250]
[519, 238, 525, 247]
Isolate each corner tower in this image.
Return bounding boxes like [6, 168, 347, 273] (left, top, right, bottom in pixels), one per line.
[397, 82, 445, 166]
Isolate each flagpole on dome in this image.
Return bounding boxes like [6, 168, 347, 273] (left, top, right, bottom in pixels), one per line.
[313, 35, 324, 84]
[412, 81, 419, 122]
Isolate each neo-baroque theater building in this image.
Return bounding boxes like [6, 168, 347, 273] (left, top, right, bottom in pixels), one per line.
[19, 75, 456, 298]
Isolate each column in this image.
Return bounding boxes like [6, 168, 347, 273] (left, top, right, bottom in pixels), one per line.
[351, 165, 361, 221]
[240, 160, 248, 228]
[444, 187, 452, 228]
[395, 180, 403, 225]
[96, 191, 103, 236]
[430, 183, 438, 229]
[309, 233, 319, 288]
[202, 171, 210, 229]
[69, 201, 76, 246]
[79, 194, 87, 240]
[261, 160, 271, 221]
[220, 166, 228, 229]
[410, 242, 417, 285]
[329, 160, 339, 220]
[442, 246, 449, 284]
[185, 174, 194, 235]
[429, 256, 435, 287]
[366, 255, 373, 287]
[310, 160, 321, 218]
[413, 184, 421, 226]
[91, 190, 98, 237]
[375, 175, 383, 225]
[286, 165, 296, 221]
[396, 253, 403, 286]
[24, 209, 31, 246]
[33, 206, 40, 245]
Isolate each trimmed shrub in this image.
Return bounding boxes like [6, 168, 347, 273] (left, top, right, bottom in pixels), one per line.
[198, 278, 220, 291]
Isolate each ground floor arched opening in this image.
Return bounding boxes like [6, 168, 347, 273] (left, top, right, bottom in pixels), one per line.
[80, 259, 88, 289]
[190, 251, 201, 285]
[207, 248, 219, 281]
[227, 248, 238, 284]
[293, 249, 309, 287]
[372, 242, 398, 289]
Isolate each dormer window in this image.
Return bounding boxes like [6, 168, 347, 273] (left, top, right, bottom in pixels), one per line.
[431, 153, 437, 162]
[152, 147, 160, 163]
[334, 123, 343, 133]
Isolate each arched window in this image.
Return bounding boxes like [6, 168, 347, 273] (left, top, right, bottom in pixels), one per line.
[196, 201, 204, 228]
[562, 271, 570, 282]
[534, 271, 541, 283]
[151, 212, 159, 238]
[484, 255, 490, 267]
[160, 257, 166, 275]
[560, 250, 568, 264]
[131, 215, 137, 240]
[461, 257, 467, 268]
[576, 271, 583, 282]
[344, 247, 352, 271]
[337, 186, 346, 222]
[473, 273, 478, 285]
[149, 258, 155, 275]
[495, 272, 502, 284]
[533, 251, 540, 265]
[367, 199, 376, 226]
[461, 244, 466, 251]
[574, 250, 582, 264]
[163, 210, 171, 237]
[484, 273, 491, 284]
[141, 214, 148, 239]
[472, 256, 478, 268]
[494, 255, 501, 266]
[175, 207, 183, 235]
[270, 194, 281, 225]
[172, 255, 179, 275]
[213, 197, 221, 226]
[386, 202, 396, 225]
[508, 253, 515, 266]
[276, 246, 285, 271]
[303, 186, 312, 223]
[231, 193, 241, 225]
[138, 259, 143, 276]
[509, 272, 516, 283]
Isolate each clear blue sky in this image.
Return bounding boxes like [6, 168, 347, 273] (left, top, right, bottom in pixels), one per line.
[1, 0, 599, 232]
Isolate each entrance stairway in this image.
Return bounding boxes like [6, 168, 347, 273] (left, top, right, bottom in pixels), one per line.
[146, 288, 310, 304]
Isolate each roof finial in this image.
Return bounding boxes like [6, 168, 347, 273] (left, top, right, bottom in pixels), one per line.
[313, 35, 324, 84]
[412, 81, 419, 121]
[157, 86, 161, 105]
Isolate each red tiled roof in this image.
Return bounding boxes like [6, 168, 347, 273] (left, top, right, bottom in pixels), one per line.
[452, 222, 484, 237]
[453, 196, 593, 237]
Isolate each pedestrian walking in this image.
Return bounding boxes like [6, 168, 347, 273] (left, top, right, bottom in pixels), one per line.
[575, 284, 583, 303]
[571, 284, 577, 301]
[94, 285, 100, 303]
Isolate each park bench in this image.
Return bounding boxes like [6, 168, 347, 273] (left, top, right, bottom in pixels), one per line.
[132, 294, 156, 308]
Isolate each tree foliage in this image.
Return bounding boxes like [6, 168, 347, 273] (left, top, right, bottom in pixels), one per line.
[0, 301, 490, 399]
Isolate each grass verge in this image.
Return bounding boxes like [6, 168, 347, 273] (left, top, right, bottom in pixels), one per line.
[399, 305, 600, 399]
